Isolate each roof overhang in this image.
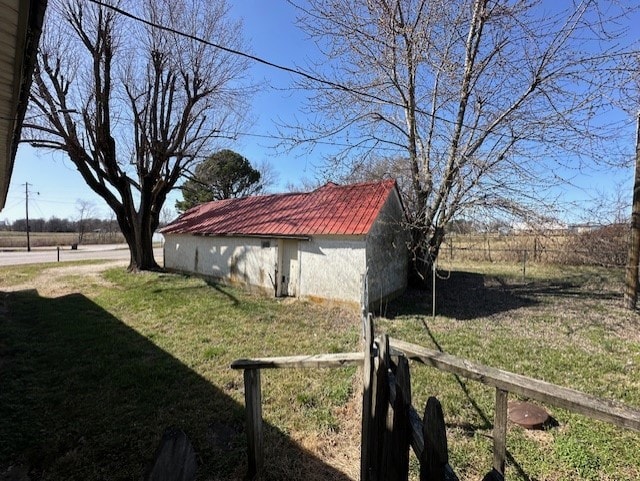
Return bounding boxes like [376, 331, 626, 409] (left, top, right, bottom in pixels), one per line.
[0, 0, 48, 210]
[191, 232, 311, 241]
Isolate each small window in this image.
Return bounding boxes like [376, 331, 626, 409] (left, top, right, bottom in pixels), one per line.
[261, 240, 270, 249]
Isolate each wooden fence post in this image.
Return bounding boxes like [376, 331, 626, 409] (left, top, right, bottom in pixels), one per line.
[421, 396, 449, 481]
[360, 313, 374, 481]
[493, 388, 508, 475]
[244, 368, 263, 479]
[366, 334, 391, 481]
[388, 356, 411, 481]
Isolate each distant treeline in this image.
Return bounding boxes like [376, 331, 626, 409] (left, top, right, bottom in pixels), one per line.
[0, 217, 120, 233]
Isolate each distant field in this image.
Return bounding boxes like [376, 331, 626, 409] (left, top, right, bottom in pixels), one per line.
[0, 231, 125, 248]
[442, 227, 626, 267]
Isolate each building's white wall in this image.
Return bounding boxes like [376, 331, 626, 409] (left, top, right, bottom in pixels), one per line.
[298, 236, 366, 305]
[163, 234, 277, 293]
[366, 190, 409, 306]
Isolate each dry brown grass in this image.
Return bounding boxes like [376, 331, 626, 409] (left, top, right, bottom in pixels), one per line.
[287, 388, 362, 480]
[0, 231, 125, 248]
[444, 227, 627, 267]
[1, 260, 126, 296]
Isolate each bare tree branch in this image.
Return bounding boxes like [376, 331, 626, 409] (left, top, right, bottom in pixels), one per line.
[26, 0, 251, 270]
[285, 0, 638, 280]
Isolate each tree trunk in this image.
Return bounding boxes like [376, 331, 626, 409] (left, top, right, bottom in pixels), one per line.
[410, 226, 445, 287]
[119, 208, 160, 272]
[127, 230, 159, 272]
[624, 114, 640, 310]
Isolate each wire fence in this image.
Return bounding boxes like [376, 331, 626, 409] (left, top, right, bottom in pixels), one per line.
[441, 246, 629, 270]
[440, 229, 628, 269]
[0, 231, 126, 249]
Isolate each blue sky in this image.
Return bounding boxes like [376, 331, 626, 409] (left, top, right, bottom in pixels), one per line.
[0, 1, 635, 224]
[3, 1, 311, 223]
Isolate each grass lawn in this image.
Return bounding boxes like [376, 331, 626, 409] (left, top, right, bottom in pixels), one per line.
[1, 260, 639, 480]
[378, 260, 640, 481]
[0, 263, 360, 480]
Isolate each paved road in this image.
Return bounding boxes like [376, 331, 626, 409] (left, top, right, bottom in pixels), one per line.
[0, 244, 164, 267]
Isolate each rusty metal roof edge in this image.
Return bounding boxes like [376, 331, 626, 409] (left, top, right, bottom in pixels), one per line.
[189, 232, 311, 241]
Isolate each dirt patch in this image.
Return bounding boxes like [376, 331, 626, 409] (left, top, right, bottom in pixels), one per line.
[3, 260, 126, 297]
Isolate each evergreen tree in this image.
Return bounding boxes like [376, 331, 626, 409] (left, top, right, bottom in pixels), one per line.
[176, 150, 261, 213]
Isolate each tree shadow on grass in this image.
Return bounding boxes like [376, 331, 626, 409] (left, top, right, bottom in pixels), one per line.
[384, 271, 537, 320]
[507, 280, 622, 301]
[204, 279, 242, 306]
[0, 289, 352, 481]
[150, 275, 242, 307]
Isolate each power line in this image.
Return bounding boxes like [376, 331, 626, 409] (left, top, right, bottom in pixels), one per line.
[86, 0, 640, 150]
[2, 198, 24, 211]
[6, 197, 80, 206]
[87, 2, 387, 100]
[85, 0, 463, 130]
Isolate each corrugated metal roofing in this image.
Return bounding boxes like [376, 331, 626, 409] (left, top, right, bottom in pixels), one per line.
[161, 179, 399, 237]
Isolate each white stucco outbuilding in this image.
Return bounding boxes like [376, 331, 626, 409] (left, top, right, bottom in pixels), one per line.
[160, 179, 409, 309]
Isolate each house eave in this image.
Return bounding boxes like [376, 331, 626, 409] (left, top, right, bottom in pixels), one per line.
[0, 0, 48, 210]
[180, 232, 312, 241]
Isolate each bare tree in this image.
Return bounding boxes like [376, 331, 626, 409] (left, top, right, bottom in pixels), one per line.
[159, 205, 175, 227]
[255, 159, 279, 194]
[284, 177, 322, 193]
[75, 198, 96, 244]
[24, 0, 250, 271]
[286, 0, 637, 281]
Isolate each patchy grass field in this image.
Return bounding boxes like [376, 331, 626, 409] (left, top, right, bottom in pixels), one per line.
[0, 263, 361, 481]
[1, 260, 639, 480]
[378, 260, 640, 481]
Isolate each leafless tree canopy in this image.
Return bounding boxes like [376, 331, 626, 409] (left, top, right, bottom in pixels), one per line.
[286, 0, 637, 279]
[75, 198, 97, 244]
[24, 0, 250, 270]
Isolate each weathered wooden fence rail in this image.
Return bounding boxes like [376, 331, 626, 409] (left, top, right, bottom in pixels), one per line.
[231, 330, 640, 480]
[388, 337, 640, 476]
[389, 338, 640, 431]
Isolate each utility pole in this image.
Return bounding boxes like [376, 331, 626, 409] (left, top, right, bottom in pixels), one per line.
[25, 182, 31, 252]
[625, 113, 640, 310]
[23, 182, 39, 252]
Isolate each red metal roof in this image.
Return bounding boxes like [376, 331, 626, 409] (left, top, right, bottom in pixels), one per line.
[161, 179, 399, 237]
